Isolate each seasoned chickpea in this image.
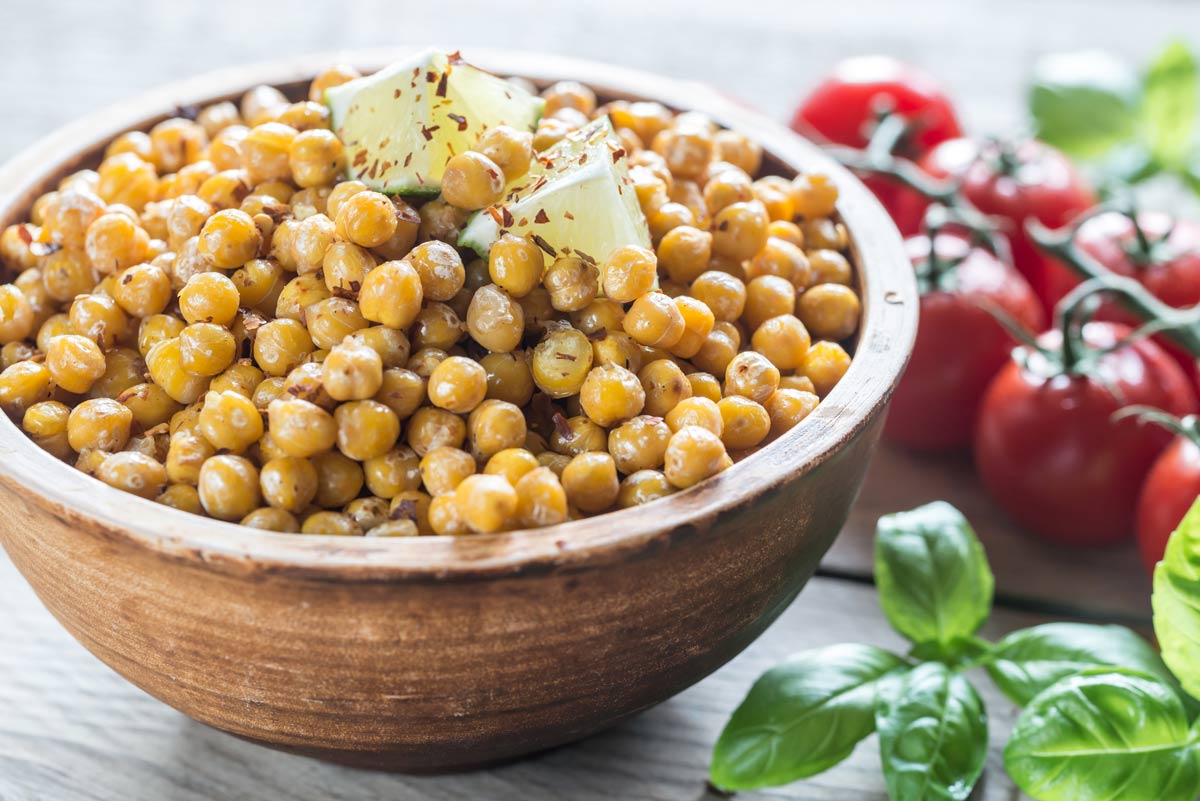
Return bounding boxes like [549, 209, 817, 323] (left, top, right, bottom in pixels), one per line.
[561, 452, 619, 512]
[210, 362, 265, 397]
[333, 399, 400, 461]
[543, 256, 599, 312]
[579, 365, 644, 427]
[322, 242, 376, 299]
[657, 225, 712, 285]
[363, 446, 421, 498]
[409, 241, 465, 302]
[488, 234, 545, 297]
[747, 238, 811, 287]
[334, 190, 397, 248]
[419, 446, 476, 496]
[309, 64, 361, 102]
[717, 395, 772, 451]
[765, 388, 820, 436]
[793, 173, 839, 218]
[425, 355, 487, 413]
[514, 466, 568, 527]
[0, 285, 34, 346]
[406, 406, 466, 456]
[664, 425, 732, 489]
[177, 271, 240, 326]
[198, 390, 263, 453]
[690, 271, 747, 323]
[475, 125, 534, 179]
[690, 322, 739, 375]
[85, 212, 150, 274]
[467, 399, 527, 458]
[198, 208, 261, 269]
[602, 245, 657, 302]
[442, 151, 505, 210]
[808, 249, 853, 287]
[617, 469, 674, 508]
[343, 496, 390, 533]
[549, 414, 607, 456]
[797, 283, 861, 341]
[455, 474, 517, 533]
[253, 318, 313, 376]
[467, 284, 524, 352]
[157, 483, 203, 513]
[388, 489, 433, 535]
[95, 451, 167, 499]
[40, 251, 94, 304]
[484, 448, 540, 486]
[240, 122, 297, 184]
[322, 338, 383, 401]
[800, 341, 852, 396]
[66, 397, 132, 452]
[666, 396, 723, 437]
[423, 494, 467, 535]
[311, 450, 364, 508]
[532, 327, 593, 398]
[623, 292, 685, 349]
[267, 397, 336, 457]
[374, 367, 426, 419]
[289, 129, 346, 188]
[724, 351, 780, 404]
[97, 153, 158, 211]
[197, 454, 261, 521]
[714, 129, 762, 174]
[478, 351, 534, 406]
[23, 400, 72, 457]
[45, 334, 105, 394]
[752, 315, 812, 371]
[638, 358, 692, 418]
[107, 262, 171, 319]
[607, 414, 671, 474]
[240, 507, 300, 532]
[570, 299, 624, 335]
[231, 258, 285, 311]
[358, 259, 424, 329]
[803, 218, 848, 251]
[711, 200, 769, 262]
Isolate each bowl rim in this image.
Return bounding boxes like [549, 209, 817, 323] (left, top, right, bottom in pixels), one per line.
[0, 47, 916, 582]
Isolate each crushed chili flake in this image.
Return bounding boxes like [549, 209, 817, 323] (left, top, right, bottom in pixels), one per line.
[575, 249, 596, 265]
[611, 147, 627, 163]
[448, 50, 465, 64]
[420, 124, 440, 141]
[15, 225, 32, 245]
[532, 234, 555, 257]
[436, 71, 449, 98]
[448, 112, 468, 131]
[563, 211, 575, 221]
[586, 327, 608, 342]
[403, 153, 413, 167]
[393, 88, 402, 99]
[517, 217, 528, 227]
[501, 207, 515, 227]
[552, 412, 573, 438]
[486, 207, 505, 226]
[353, 150, 368, 167]
[534, 209, 549, 224]
[556, 352, 577, 361]
[425, 70, 437, 83]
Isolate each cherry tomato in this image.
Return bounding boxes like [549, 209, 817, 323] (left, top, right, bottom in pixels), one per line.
[884, 232, 1045, 450]
[1135, 433, 1200, 573]
[1041, 211, 1200, 395]
[791, 56, 962, 215]
[975, 321, 1196, 546]
[893, 138, 1096, 311]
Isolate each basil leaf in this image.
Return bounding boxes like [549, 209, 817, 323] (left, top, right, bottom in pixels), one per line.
[1005, 669, 1200, 801]
[1142, 41, 1198, 169]
[710, 643, 907, 790]
[876, 662, 988, 801]
[875, 502, 993, 647]
[985, 622, 1175, 706]
[1029, 50, 1141, 159]
[1153, 496, 1200, 701]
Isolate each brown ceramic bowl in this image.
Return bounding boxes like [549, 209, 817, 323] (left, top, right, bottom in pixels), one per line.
[0, 49, 915, 771]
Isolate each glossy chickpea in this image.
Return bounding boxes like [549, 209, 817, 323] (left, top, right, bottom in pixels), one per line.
[767, 220, 805, 248]
[95, 451, 167, 500]
[310, 450, 364, 508]
[44, 334, 105, 394]
[453, 474, 517, 534]
[309, 64, 361, 101]
[96, 153, 158, 211]
[747, 238, 811, 289]
[601, 245, 657, 302]
[477, 351, 534, 406]
[617, 469, 674, 508]
[711, 201, 769, 262]
[198, 208, 261, 269]
[609, 100, 673, 146]
[488, 234, 544, 297]
[321, 242, 376, 300]
[808, 249, 853, 287]
[441, 152, 505, 210]
[519, 287, 560, 338]
[322, 338, 383, 401]
[0, 361, 52, 417]
[116, 383, 181, 431]
[743, 275, 797, 331]
[664, 425, 732, 489]
[467, 399, 527, 459]
[714, 129, 762, 175]
[803, 218, 848, 251]
[537, 451, 571, 476]
[207, 124, 247, 171]
[578, 365, 644, 427]
[147, 118, 207, 174]
[374, 367, 426, 419]
[417, 198, 469, 244]
[239, 122, 297, 184]
[475, 125, 534, 180]
[285, 128, 345, 190]
[304, 297, 368, 349]
[175, 273, 238, 327]
[702, 168, 755, 215]
[419, 446, 476, 496]
[40, 250, 95, 303]
[210, 362, 265, 398]
[22, 400, 73, 458]
[607, 414, 671, 474]
[408, 303, 461, 352]
[569, 299, 623, 336]
[332, 190, 395, 248]
[85, 212, 150, 275]
[724, 351, 780, 404]
[40, 188, 105, 249]
[405, 406, 466, 456]
[647, 202, 695, 243]
[107, 263, 170, 320]
[238, 508, 298, 532]
[387, 489, 433, 535]
[688, 322, 737, 376]
[266, 397, 336, 458]
[549, 414, 607, 456]
[367, 515, 421, 538]
[248, 318, 310, 377]
[409, 241, 465, 302]
[195, 101, 240, 137]
[466, 284, 524, 353]
[231, 258, 285, 312]
[196, 390, 262, 453]
[766, 388, 820, 436]
[164, 195, 214, 251]
[664, 296, 712, 360]
[797, 284, 861, 341]
[561, 452, 619, 513]
[752, 314, 812, 371]
[35, 312, 73, 354]
[422, 355, 485, 414]
[106, 131, 154, 161]
[66, 397, 132, 452]
[363, 445, 421, 498]
[793, 173, 839, 218]
[197, 169, 252, 211]
[86, 346, 143, 400]
[532, 117, 572, 151]
[666, 396, 724, 437]
[484, 448, 540, 486]
[195, 454, 260, 520]
[288, 213, 335, 274]
[348, 326, 411, 370]
[0, 342, 35, 371]
[689, 271, 746, 323]
[543, 256, 599, 312]
[717, 395, 772, 451]
[514, 466, 568, 528]
[531, 327, 593, 398]
[638, 358, 691, 418]
[339, 497, 388, 534]
[623, 292, 685, 349]
[0, 285, 34, 346]
[656, 225, 712, 285]
[156, 484, 203, 513]
[357, 259, 424, 330]
[800, 341, 852, 397]
[166, 430, 212, 488]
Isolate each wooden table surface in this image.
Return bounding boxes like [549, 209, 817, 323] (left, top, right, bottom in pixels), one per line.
[1, 1, 1195, 798]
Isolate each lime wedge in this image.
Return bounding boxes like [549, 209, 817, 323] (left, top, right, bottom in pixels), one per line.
[326, 49, 544, 195]
[458, 117, 652, 272]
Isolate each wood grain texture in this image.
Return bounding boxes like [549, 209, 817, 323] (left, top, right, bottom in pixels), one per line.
[0, 554, 1043, 801]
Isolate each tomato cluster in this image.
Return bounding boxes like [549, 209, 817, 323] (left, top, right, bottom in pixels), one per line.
[793, 57, 1200, 566]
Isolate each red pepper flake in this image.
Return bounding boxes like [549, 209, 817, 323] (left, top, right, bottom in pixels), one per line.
[501, 207, 515, 227]
[574, 249, 596, 265]
[517, 217, 528, 227]
[436, 71, 449, 98]
[611, 147, 627, 163]
[556, 352, 576, 361]
[534, 209, 549, 224]
[552, 412, 573, 438]
[532, 234, 556, 257]
[393, 88, 402, 99]
[486, 207, 504, 226]
[379, 137, 391, 149]
[353, 150, 368, 167]
[579, 152, 588, 164]
[15, 225, 32, 245]
[448, 112, 467, 131]
[586, 327, 607, 341]
[416, 172, 425, 185]
[563, 211, 575, 221]
[420, 124, 440, 141]
[394, 200, 421, 224]
[448, 50, 464, 64]
[425, 70, 437, 83]
[403, 153, 413, 167]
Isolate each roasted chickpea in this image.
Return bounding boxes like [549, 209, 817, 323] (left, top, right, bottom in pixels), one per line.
[198, 208, 261, 269]
[323, 337, 383, 401]
[793, 173, 839, 218]
[334, 190, 397, 248]
[484, 447, 540, 486]
[363, 445, 421, 498]
[322, 242, 376, 299]
[531, 327, 593, 398]
[289, 129, 346, 188]
[607, 414, 671, 474]
[549, 414, 607, 456]
[717, 395, 771, 451]
[602, 245, 657, 302]
[690, 270, 746, 323]
[309, 64, 361, 102]
[617, 469, 674, 508]
[405, 406, 466, 456]
[467, 399, 527, 458]
[796, 283, 861, 341]
[475, 125, 534, 180]
[623, 292, 685, 349]
[197, 454, 260, 521]
[561, 452, 619, 512]
[311, 450, 364, 508]
[800, 341, 852, 397]
[488, 234, 545, 297]
[455, 474, 517, 533]
[466, 284, 524, 353]
[358, 259, 424, 329]
[419, 446, 476, 496]
[441, 152, 505, 210]
[543, 256, 599, 312]
[409, 241, 465, 302]
[514, 466, 568, 527]
[374, 367, 426, 419]
[752, 314, 812, 371]
[579, 364, 644, 427]
[267, 397, 337, 458]
[664, 425, 732, 489]
[638, 358, 692, 418]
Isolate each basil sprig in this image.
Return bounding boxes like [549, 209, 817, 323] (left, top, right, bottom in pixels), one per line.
[711, 501, 1196, 800]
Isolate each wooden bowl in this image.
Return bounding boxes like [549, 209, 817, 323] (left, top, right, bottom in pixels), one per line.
[0, 49, 916, 772]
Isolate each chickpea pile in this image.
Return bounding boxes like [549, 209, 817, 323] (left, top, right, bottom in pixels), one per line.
[0, 67, 860, 537]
